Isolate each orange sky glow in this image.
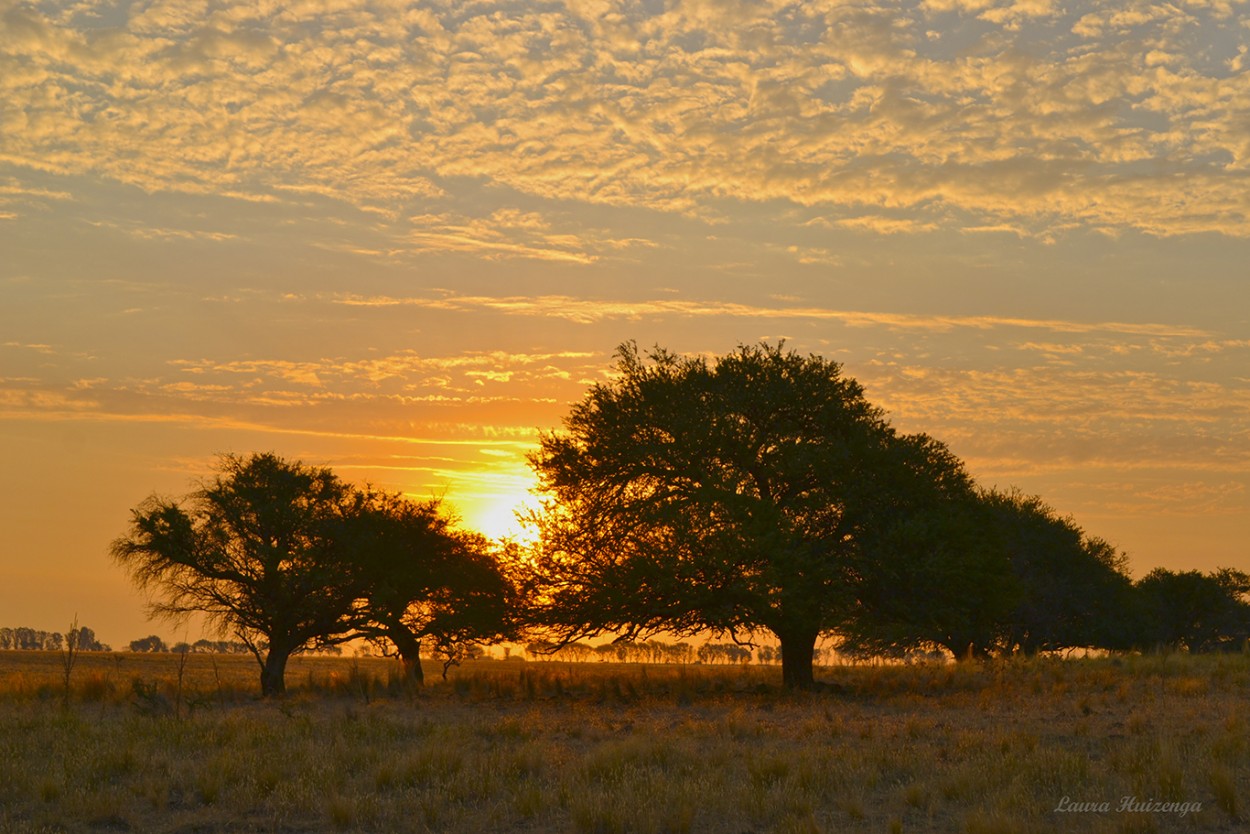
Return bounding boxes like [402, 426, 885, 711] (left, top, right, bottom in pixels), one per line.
[2, 0, 1248, 647]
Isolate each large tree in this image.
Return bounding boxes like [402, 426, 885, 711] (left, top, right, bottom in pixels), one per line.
[345, 490, 521, 686]
[112, 453, 365, 696]
[528, 342, 971, 688]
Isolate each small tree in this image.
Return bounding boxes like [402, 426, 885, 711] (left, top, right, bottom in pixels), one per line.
[1136, 568, 1250, 652]
[112, 453, 366, 697]
[345, 491, 520, 686]
[129, 635, 168, 653]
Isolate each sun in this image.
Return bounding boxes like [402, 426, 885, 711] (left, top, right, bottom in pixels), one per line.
[462, 494, 537, 542]
[452, 469, 542, 544]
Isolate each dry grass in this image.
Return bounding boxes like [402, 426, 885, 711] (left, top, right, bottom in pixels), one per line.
[0, 651, 1246, 833]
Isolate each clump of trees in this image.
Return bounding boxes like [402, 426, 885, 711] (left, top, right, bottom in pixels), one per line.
[1136, 567, 1250, 652]
[839, 488, 1139, 660]
[1, 625, 108, 652]
[523, 342, 1250, 686]
[127, 637, 254, 654]
[522, 638, 764, 664]
[110, 343, 1250, 695]
[112, 453, 519, 696]
[128, 635, 167, 653]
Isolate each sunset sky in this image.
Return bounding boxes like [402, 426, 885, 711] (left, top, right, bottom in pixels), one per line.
[3, 0, 1248, 647]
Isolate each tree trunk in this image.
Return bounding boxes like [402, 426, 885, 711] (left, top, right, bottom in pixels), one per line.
[777, 629, 818, 689]
[389, 628, 425, 687]
[260, 646, 291, 697]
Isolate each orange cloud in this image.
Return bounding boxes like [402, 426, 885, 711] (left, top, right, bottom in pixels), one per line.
[5, 0, 1250, 237]
[325, 292, 1213, 339]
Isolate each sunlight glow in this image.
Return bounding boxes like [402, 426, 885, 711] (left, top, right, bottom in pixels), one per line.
[444, 465, 541, 544]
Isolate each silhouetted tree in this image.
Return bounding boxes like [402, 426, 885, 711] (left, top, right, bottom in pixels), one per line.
[72, 625, 108, 652]
[551, 641, 597, 662]
[755, 645, 779, 664]
[189, 638, 250, 653]
[842, 488, 1134, 660]
[528, 342, 971, 688]
[344, 491, 520, 686]
[839, 493, 1019, 661]
[1136, 568, 1250, 652]
[0, 627, 67, 651]
[697, 642, 753, 664]
[129, 635, 167, 653]
[984, 490, 1135, 655]
[111, 453, 365, 696]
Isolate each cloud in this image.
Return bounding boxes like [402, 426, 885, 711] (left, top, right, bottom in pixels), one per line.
[402, 211, 597, 263]
[858, 358, 1250, 482]
[325, 291, 1214, 338]
[830, 215, 940, 235]
[4, 0, 1250, 237]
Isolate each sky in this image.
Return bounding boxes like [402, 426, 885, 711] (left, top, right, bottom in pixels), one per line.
[2, 0, 1248, 648]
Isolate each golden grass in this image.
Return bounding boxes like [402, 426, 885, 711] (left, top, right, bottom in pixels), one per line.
[0, 651, 1246, 833]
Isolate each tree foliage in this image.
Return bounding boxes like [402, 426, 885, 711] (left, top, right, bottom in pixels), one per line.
[843, 488, 1138, 659]
[0, 625, 107, 652]
[984, 490, 1135, 655]
[839, 493, 1020, 660]
[528, 342, 973, 687]
[345, 490, 521, 686]
[128, 635, 168, 653]
[111, 453, 368, 696]
[1135, 567, 1250, 652]
[112, 452, 522, 696]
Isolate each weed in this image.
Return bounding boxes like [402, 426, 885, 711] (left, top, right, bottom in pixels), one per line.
[327, 793, 355, 829]
[1208, 764, 1238, 818]
[77, 671, 113, 702]
[60, 616, 79, 711]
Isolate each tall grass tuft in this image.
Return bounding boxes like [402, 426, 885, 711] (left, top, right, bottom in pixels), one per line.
[60, 615, 79, 710]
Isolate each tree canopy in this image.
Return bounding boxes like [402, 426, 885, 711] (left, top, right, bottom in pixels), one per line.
[1136, 567, 1250, 652]
[527, 341, 975, 688]
[841, 487, 1137, 660]
[112, 452, 522, 696]
[112, 453, 366, 696]
[344, 490, 521, 685]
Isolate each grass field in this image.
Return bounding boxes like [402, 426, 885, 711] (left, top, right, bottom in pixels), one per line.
[0, 650, 1246, 833]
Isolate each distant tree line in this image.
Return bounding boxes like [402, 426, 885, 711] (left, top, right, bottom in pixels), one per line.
[127, 636, 254, 654]
[111, 343, 1250, 695]
[522, 639, 823, 666]
[0, 625, 109, 652]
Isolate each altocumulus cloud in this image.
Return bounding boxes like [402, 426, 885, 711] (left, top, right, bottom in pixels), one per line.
[3, 0, 1250, 237]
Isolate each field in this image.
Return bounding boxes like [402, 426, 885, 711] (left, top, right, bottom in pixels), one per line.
[0, 650, 1246, 833]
